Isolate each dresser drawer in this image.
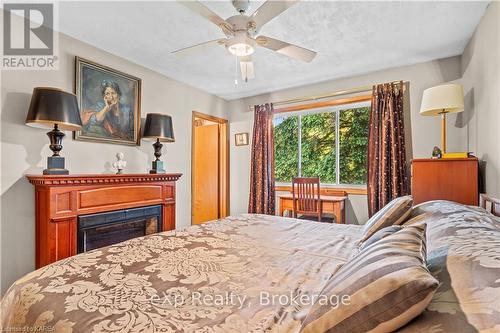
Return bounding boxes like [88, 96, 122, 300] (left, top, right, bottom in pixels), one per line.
[411, 158, 478, 205]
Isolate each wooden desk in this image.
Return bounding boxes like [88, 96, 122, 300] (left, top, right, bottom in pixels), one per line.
[278, 194, 347, 224]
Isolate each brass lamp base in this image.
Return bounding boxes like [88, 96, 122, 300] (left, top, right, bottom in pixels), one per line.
[440, 112, 447, 154]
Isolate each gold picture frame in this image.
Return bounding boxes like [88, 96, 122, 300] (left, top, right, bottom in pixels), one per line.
[235, 132, 249, 146]
[74, 56, 141, 146]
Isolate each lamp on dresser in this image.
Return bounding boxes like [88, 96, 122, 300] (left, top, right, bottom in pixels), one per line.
[420, 84, 464, 154]
[142, 113, 175, 174]
[25, 87, 83, 175]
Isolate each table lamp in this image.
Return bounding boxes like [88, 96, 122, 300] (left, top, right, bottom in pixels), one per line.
[420, 84, 464, 154]
[142, 113, 175, 174]
[25, 87, 83, 175]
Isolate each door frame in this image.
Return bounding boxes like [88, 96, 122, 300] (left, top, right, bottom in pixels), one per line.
[191, 111, 230, 225]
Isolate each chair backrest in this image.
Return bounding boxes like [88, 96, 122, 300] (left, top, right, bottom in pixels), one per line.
[480, 194, 500, 217]
[292, 177, 321, 214]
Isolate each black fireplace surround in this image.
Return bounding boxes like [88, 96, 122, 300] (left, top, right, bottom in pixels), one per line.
[77, 205, 162, 253]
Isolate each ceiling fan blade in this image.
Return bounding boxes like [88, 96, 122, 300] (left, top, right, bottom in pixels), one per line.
[251, 0, 299, 29]
[255, 35, 316, 62]
[239, 56, 255, 81]
[171, 39, 226, 57]
[179, 1, 232, 33]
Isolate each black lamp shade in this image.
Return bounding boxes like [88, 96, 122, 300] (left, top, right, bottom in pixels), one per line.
[25, 87, 82, 131]
[142, 113, 175, 142]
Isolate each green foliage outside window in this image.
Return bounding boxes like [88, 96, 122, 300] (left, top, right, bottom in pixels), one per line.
[273, 114, 298, 182]
[301, 112, 336, 183]
[339, 107, 370, 184]
[274, 106, 370, 185]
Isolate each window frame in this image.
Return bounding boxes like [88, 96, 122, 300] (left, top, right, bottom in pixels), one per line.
[274, 100, 370, 187]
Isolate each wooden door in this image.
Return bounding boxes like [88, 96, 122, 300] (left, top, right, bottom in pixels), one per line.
[193, 124, 219, 224]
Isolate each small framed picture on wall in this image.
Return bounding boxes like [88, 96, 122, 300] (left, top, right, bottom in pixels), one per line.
[235, 133, 249, 146]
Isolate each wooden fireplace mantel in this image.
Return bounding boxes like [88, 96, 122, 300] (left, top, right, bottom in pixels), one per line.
[27, 173, 182, 186]
[27, 173, 182, 268]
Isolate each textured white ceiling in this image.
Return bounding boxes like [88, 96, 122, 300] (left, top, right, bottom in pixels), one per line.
[58, 1, 489, 100]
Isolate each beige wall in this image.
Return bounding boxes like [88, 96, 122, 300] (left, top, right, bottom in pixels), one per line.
[2, 2, 497, 297]
[461, 2, 500, 197]
[0, 32, 229, 294]
[228, 56, 466, 222]
[229, 2, 499, 222]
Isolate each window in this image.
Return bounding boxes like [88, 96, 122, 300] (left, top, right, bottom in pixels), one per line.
[274, 102, 370, 185]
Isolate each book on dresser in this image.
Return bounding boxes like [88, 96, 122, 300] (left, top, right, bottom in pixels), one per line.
[411, 157, 479, 206]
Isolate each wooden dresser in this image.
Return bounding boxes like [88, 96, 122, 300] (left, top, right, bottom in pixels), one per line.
[27, 173, 182, 268]
[411, 158, 478, 205]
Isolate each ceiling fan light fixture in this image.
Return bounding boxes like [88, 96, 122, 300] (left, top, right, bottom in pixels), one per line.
[177, 0, 317, 83]
[226, 35, 255, 57]
[228, 43, 254, 56]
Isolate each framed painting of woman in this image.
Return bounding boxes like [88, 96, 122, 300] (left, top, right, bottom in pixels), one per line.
[74, 57, 141, 146]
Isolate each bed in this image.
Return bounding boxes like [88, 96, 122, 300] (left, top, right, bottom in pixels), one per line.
[1, 201, 499, 332]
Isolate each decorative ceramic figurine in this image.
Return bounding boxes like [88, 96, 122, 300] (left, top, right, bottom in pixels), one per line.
[112, 152, 127, 174]
[432, 146, 442, 159]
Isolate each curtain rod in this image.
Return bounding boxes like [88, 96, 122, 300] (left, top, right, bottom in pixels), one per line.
[247, 80, 407, 111]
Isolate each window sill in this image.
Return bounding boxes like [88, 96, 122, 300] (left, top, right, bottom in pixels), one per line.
[275, 183, 367, 195]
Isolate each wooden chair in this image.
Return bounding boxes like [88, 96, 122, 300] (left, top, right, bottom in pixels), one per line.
[292, 177, 323, 222]
[480, 194, 500, 217]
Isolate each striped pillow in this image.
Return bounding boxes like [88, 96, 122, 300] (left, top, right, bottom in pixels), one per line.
[361, 195, 413, 243]
[359, 225, 403, 251]
[301, 223, 438, 333]
[359, 213, 432, 251]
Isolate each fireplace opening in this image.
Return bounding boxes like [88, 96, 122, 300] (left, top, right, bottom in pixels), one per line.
[77, 205, 162, 253]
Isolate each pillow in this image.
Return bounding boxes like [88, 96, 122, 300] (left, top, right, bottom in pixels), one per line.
[359, 225, 403, 250]
[359, 213, 432, 251]
[301, 223, 438, 333]
[403, 212, 433, 227]
[360, 195, 413, 242]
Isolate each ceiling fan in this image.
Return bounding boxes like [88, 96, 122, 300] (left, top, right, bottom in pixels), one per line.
[173, 0, 317, 82]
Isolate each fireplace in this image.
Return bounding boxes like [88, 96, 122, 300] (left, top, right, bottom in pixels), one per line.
[77, 205, 162, 253]
[27, 173, 181, 268]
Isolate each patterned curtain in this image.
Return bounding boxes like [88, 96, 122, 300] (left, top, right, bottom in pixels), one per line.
[248, 103, 276, 214]
[367, 82, 409, 217]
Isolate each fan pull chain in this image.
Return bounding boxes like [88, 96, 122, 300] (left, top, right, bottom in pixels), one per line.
[234, 56, 239, 85]
[244, 62, 248, 83]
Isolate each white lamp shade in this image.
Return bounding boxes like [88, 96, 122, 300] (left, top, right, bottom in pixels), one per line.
[420, 84, 464, 116]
